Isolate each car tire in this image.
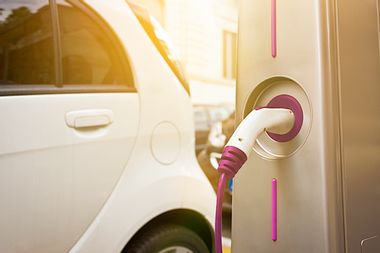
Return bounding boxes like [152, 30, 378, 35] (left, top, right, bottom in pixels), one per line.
[123, 224, 210, 253]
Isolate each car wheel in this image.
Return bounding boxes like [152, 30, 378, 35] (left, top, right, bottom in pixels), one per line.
[124, 224, 210, 253]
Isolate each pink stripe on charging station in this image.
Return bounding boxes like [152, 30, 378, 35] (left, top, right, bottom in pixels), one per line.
[272, 178, 277, 241]
[271, 0, 277, 57]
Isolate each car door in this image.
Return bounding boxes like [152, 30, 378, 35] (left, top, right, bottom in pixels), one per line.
[0, 1, 139, 252]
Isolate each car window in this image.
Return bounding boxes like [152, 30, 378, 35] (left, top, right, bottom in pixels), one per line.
[209, 107, 232, 123]
[0, 0, 55, 84]
[57, 1, 133, 86]
[194, 108, 210, 130]
[128, 2, 190, 94]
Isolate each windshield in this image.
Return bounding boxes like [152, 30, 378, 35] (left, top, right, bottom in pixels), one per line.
[128, 2, 190, 94]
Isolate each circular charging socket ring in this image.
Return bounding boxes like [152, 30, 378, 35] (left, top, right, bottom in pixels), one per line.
[265, 94, 303, 142]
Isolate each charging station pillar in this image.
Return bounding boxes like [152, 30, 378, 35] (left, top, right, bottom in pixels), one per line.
[233, 0, 380, 252]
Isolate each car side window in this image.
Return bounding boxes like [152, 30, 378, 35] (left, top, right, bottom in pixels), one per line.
[0, 1, 55, 84]
[57, 1, 133, 86]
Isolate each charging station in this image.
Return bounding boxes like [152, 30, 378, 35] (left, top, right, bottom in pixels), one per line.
[231, 0, 380, 252]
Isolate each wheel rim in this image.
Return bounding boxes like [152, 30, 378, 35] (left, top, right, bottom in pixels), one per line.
[158, 246, 194, 253]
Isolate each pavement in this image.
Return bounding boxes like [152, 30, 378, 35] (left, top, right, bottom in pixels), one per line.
[222, 210, 232, 252]
[222, 237, 231, 252]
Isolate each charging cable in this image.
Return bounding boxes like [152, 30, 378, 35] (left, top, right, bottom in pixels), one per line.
[215, 108, 295, 253]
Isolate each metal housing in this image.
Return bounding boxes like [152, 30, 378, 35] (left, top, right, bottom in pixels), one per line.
[233, 0, 380, 252]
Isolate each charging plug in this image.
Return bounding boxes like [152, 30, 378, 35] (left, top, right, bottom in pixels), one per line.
[227, 108, 294, 157]
[214, 107, 295, 253]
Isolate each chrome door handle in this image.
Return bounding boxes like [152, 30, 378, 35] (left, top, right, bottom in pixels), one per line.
[65, 109, 114, 129]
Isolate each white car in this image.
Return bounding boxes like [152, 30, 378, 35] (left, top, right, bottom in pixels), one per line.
[0, 0, 215, 252]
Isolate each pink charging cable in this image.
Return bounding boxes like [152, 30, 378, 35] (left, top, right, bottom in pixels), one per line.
[215, 146, 247, 253]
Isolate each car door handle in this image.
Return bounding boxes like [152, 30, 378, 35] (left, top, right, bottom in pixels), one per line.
[65, 109, 114, 129]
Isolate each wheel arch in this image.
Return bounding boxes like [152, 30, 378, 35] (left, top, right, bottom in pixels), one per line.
[122, 208, 214, 252]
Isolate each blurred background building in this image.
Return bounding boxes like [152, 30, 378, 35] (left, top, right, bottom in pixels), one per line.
[136, 0, 238, 107]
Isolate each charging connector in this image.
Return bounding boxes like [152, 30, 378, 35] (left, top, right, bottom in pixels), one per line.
[227, 108, 294, 156]
[215, 108, 295, 253]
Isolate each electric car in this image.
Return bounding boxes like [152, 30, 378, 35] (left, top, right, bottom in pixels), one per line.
[0, 0, 216, 252]
[193, 104, 233, 154]
[197, 112, 235, 209]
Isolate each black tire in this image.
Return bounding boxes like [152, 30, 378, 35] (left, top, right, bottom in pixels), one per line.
[123, 224, 210, 253]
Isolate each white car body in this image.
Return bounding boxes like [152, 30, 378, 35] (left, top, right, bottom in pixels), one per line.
[0, 0, 215, 252]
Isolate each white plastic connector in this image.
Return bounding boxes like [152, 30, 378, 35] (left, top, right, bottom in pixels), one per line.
[226, 108, 294, 157]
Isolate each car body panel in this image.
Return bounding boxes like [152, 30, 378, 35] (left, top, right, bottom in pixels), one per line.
[0, 93, 140, 253]
[0, 0, 215, 252]
[70, 1, 215, 251]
